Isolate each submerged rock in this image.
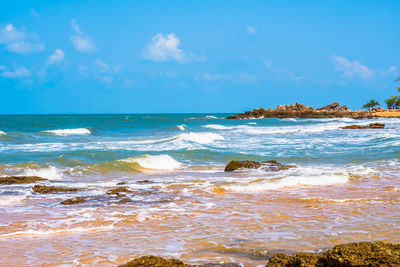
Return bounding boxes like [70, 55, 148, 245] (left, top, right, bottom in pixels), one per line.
[266, 241, 400, 267]
[60, 197, 85, 205]
[0, 176, 45, 185]
[106, 187, 132, 196]
[225, 160, 294, 172]
[341, 123, 385, 129]
[32, 184, 79, 194]
[118, 255, 188, 267]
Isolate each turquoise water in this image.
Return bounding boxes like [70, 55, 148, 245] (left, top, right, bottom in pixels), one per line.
[0, 114, 399, 265]
[1, 114, 399, 168]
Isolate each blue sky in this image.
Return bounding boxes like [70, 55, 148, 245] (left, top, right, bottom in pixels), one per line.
[0, 0, 399, 114]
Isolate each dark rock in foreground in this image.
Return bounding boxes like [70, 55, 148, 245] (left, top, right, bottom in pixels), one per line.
[226, 102, 372, 119]
[118, 242, 400, 267]
[118, 255, 188, 267]
[0, 176, 45, 185]
[341, 123, 385, 129]
[32, 184, 80, 194]
[60, 197, 85, 205]
[266, 241, 400, 267]
[225, 160, 294, 172]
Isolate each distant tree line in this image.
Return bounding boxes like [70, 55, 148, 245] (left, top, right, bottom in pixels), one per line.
[363, 76, 400, 109]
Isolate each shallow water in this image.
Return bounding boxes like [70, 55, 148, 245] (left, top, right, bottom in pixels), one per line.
[0, 114, 399, 266]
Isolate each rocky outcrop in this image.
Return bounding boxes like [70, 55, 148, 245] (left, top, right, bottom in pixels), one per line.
[341, 123, 385, 129]
[226, 102, 372, 119]
[225, 160, 294, 172]
[316, 102, 350, 112]
[32, 184, 80, 194]
[266, 241, 400, 267]
[0, 176, 45, 185]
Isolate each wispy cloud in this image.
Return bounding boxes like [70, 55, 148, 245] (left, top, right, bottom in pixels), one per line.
[246, 26, 256, 34]
[70, 19, 97, 53]
[47, 49, 64, 65]
[30, 9, 39, 17]
[142, 33, 204, 62]
[331, 55, 374, 80]
[1, 67, 31, 78]
[201, 71, 263, 83]
[93, 59, 121, 84]
[0, 24, 45, 54]
[264, 60, 304, 83]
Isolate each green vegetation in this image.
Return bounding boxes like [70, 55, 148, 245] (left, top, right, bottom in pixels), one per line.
[385, 96, 400, 108]
[362, 99, 380, 110]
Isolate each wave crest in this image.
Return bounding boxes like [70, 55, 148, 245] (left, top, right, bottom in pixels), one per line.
[121, 154, 182, 171]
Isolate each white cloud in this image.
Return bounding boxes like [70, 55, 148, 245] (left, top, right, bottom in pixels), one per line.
[1, 67, 31, 78]
[246, 26, 256, 34]
[142, 33, 207, 62]
[0, 24, 45, 54]
[331, 55, 374, 80]
[70, 20, 97, 53]
[47, 49, 64, 65]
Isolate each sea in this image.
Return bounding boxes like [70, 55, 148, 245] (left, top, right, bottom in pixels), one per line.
[0, 114, 399, 266]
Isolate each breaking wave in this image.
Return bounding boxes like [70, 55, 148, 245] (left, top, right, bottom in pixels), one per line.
[121, 154, 182, 171]
[42, 128, 91, 136]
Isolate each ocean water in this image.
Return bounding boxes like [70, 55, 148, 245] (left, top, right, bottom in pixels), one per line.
[0, 114, 399, 266]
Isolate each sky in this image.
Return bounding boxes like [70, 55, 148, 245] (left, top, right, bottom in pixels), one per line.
[0, 0, 399, 114]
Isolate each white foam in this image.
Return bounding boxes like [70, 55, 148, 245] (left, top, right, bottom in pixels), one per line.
[42, 128, 91, 136]
[176, 124, 187, 131]
[203, 124, 231, 130]
[228, 174, 348, 192]
[205, 115, 218, 119]
[122, 154, 182, 170]
[0, 131, 6, 136]
[23, 166, 63, 180]
[178, 132, 224, 144]
[0, 195, 27, 206]
[0, 224, 114, 238]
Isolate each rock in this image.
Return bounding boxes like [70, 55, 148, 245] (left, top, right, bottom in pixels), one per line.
[273, 103, 313, 112]
[106, 187, 132, 196]
[118, 255, 188, 267]
[60, 197, 85, 205]
[0, 176, 45, 185]
[137, 180, 152, 184]
[266, 241, 400, 267]
[32, 184, 79, 194]
[341, 123, 385, 129]
[224, 160, 294, 172]
[224, 160, 261, 172]
[316, 102, 351, 112]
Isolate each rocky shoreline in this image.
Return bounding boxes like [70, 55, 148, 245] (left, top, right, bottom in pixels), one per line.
[118, 241, 400, 266]
[226, 102, 374, 119]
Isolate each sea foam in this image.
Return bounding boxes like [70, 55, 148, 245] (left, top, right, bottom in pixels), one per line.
[228, 174, 349, 192]
[0, 131, 6, 136]
[23, 166, 63, 180]
[121, 154, 182, 170]
[43, 128, 91, 135]
[178, 132, 224, 144]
